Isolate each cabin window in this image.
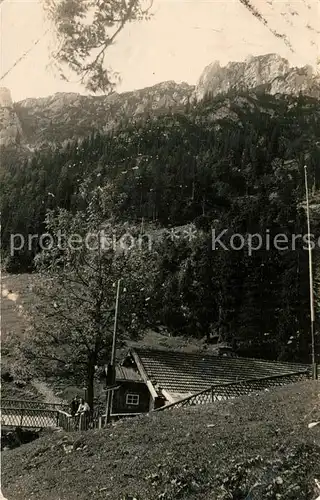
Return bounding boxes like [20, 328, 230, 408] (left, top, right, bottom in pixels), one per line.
[126, 394, 139, 405]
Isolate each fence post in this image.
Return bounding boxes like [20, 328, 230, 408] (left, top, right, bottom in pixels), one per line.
[20, 409, 24, 427]
[211, 387, 214, 403]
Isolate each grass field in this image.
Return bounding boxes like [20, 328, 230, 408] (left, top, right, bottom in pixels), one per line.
[2, 380, 320, 500]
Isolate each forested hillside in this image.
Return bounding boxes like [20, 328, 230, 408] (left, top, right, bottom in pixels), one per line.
[1, 91, 320, 363]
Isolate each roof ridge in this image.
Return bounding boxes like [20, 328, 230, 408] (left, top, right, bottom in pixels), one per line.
[132, 347, 310, 368]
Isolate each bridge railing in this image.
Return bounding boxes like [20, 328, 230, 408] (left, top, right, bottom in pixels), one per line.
[1, 407, 60, 429]
[153, 370, 310, 412]
[1, 400, 108, 432]
[1, 399, 69, 412]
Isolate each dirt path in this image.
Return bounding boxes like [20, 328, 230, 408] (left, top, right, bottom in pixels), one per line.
[31, 380, 65, 405]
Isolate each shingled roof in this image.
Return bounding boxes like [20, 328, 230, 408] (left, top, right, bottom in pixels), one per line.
[130, 348, 310, 394]
[115, 365, 142, 382]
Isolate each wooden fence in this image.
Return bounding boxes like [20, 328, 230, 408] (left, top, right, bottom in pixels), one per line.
[153, 370, 310, 412]
[56, 410, 109, 431]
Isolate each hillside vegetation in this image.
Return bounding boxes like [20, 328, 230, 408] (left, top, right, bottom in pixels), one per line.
[0, 272, 234, 404]
[2, 381, 320, 500]
[1, 92, 320, 363]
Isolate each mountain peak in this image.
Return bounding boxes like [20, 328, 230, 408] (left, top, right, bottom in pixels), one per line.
[1, 53, 319, 149]
[194, 54, 318, 100]
[0, 87, 24, 147]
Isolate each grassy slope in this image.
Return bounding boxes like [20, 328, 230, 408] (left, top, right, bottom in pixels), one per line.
[2, 381, 320, 500]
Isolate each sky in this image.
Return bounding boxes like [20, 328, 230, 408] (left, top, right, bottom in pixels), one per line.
[0, 0, 319, 102]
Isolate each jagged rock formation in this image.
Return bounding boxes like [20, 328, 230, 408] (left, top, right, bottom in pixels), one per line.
[1, 54, 320, 149]
[194, 54, 320, 101]
[0, 87, 23, 147]
[0, 88, 14, 108]
[8, 81, 193, 148]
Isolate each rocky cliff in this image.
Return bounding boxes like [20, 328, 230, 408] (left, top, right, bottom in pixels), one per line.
[10, 81, 194, 148]
[1, 54, 320, 149]
[0, 87, 23, 147]
[193, 54, 320, 101]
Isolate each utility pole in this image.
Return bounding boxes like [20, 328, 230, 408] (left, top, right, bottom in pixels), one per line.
[304, 165, 317, 379]
[111, 279, 122, 367]
[105, 279, 122, 424]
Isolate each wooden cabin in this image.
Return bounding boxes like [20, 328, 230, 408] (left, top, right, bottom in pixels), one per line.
[104, 347, 310, 418]
[109, 365, 150, 416]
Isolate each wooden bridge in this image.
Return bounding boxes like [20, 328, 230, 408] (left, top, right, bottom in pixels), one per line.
[1, 399, 108, 432]
[1, 399, 70, 431]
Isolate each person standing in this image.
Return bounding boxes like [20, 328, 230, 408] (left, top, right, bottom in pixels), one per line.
[75, 398, 91, 430]
[70, 396, 79, 417]
[70, 395, 79, 430]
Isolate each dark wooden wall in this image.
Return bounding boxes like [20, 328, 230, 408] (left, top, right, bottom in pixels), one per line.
[111, 381, 150, 415]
